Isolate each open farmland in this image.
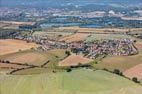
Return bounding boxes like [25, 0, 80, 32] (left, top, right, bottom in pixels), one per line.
[0, 69, 142, 94]
[59, 33, 89, 43]
[121, 17, 142, 21]
[124, 63, 142, 80]
[59, 26, 142, 33]
[0, 22, 19, 29]
[0, 21, 35, 25]
[95, 52, 142, 72]
[0, 49, 67, 74]
[95, 39, 142, 80]
[0, 39, 38, 55]
[85, 34, 130, 42]
[0, 49, 66, 66]
[0, 63, 29, 72]
[58, 54, 93, 66]
[0, 21, 35, 29]
[33, 31, 73, 40]
[0, 50, 48, 66]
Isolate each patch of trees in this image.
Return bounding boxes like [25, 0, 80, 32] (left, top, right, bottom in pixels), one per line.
[0, 60, 10, 64]
[9, 66, 36, 74]
[0, 60, 38, 68]
[41, 60, 50, 68]
[69, 63, 92, 69]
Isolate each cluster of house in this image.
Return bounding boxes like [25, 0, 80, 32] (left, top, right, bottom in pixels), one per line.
[14, 33, 138, 58]
[67, 39, 138, 58]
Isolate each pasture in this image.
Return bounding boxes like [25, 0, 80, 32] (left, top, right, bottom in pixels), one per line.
[0, 69, 142, 94]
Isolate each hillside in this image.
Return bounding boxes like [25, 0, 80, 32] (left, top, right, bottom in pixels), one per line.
[0, 69, 142, 94]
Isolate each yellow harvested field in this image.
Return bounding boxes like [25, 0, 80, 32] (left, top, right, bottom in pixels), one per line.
[0, 21, 35, 25]
[5, 53, 45, 65]
[59, 33, 89, 43]
[0, 39, 38, 55]
[59, 26, 142, 33]
[58, 54, 93, 66]
[124, 64, 142, 80]
[121, 17, 142, 20]
[0, 51, 48, 66]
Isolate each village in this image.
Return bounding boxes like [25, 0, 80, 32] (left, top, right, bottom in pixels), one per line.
[13, 29, 138, 59]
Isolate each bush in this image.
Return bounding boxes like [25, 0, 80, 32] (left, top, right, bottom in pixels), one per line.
[132, 77, 140, 83]
[55, 56, 59, 58]
[113, 69, 123, 76]
[5, 60, 10, 63]
[65, 51, 71, 56]
[2, 60, 5, 63]
[52, 70, 56, 73]
[113, 69, 120, 75]
[119, 72, 123, 76]
[66, 68, 72, 72]
[94, 61, 98, 64]
[103, 68, 109, 71]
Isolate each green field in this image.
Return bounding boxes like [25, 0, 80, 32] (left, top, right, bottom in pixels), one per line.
[32, 31, 73, 40]
[0, 69, 142, 94]
[84, 34, 130, 42]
